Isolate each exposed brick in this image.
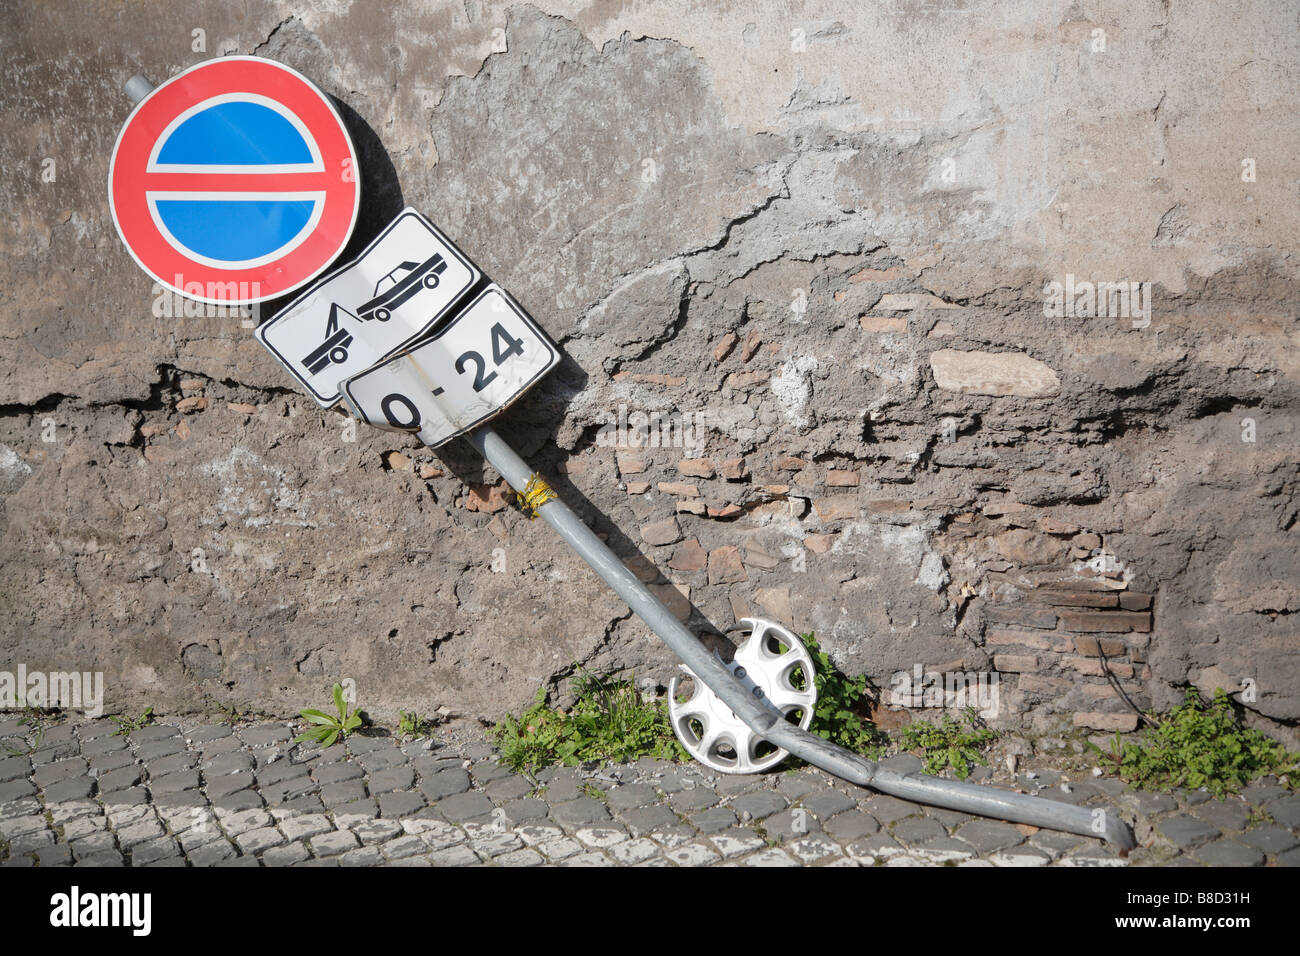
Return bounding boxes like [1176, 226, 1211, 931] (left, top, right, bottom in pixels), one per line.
[176, 396, 208, 414]
[760, 484, 791, 495]
[418, 463, 444, 479]
[741, 542, 780, 571]
[993, 654, 1039, 673]
[1073, 532, 1102, 549]
[725, 370, 768, 389]
[849, 265, 906, 283]
[1073, 636, 1128, 658]
[754, 586, 792, 624]
[740, 331, 762, 361]
[813, 496, 858, 521]
[623, 555, 659, 583]
[804, 533, 838, 554]
[865, 499, 911, 514]
[707, 546, 747, 585]
[1058, 610, 1151, 633]
[676, 499, 706, 515]
[1064, 657, 1134, 679]
[658, 481, 700, 497]
[1073, 712, 1138, 732]
[640, 517, 681, 547]
[616, 452, 646, 475]
[985, 629, 1056, 650]
[626, 481, 650, 494]
[1035, 589, 1118, 608]
[465, 482, 509, 513]
[678, 458, 715, 479]
[713, 331, 738, 362]
[668, 539, 707, 572]
[1017, 675, 1071, 694]
[859, 315, 907, 333]
[720, 458, 747, 480]
[1036, 517, 1079, 535]
[226, 402, 257, 415]
[706, 504, 742, 518]
[825, 469, 860, 487]
[985, 607, 1058, 629]
[649, 583, 691, 623]
[1080, 681, 1146, 699]
[1119, 592, 1153, 611]
[775, 456, 808, 471]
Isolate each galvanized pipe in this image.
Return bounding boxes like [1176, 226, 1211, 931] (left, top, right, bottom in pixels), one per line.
[468, 426, 1136, 850]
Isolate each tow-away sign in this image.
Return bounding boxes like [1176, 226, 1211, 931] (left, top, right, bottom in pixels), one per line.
[341, 285, 559, 447]
[256, 207, 479, 405]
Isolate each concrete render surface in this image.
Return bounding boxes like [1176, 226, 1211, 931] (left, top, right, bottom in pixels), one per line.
[2, 713, 1297, 868]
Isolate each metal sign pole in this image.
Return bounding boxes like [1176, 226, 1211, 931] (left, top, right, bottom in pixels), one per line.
[119, 75, 1134, 851]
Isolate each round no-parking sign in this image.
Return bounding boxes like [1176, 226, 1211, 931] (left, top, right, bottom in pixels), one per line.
[109, 56, 359, 305]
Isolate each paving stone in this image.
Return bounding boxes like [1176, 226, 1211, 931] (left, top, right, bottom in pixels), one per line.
[88, 750, 136, 775]
[429, 845, 482, 866]
[823, 810, 880, 842]
[1276, 846, 1300, 867]
[310, 829, 360, 857]
[33, 843, 73, 867]
[0, 814, 48, 840]
[620, 804, 682, 837]
[200, 736, 244, 758]
[550, 796, 611, 827]
[421, 769, 472, 801]
[189, 839, 238, 866]
[211, 788, 263, 812]
[185, 724, 233, 744]
[8, 828, 55, 853]
[377, 790, 426, 819]
[499, 798, 550, 825]
[663, 842, 721, 866]
[574, 825, 629, 848]
[878, 753, 924, 775]
[690, 807, 738, 834]
[788, 834, 845, 864]
[248, 841, 302, 866]
[45, 776, 96, 803]
[340, 845, 384, 866]
[925, 807, 973, 829]
[741, 848, 799, 866]
[709, 828, 766, 859]
[148, 752, 199, 777]
[1030, 830, 1087, 856]
[1120, 791, 1178, 815]
[609, 837, 662, 863]
[278, 813, 334, 842]
[355, 747, 406, 774]
[891, 815, 949, 846]
[134, 738, 186, 761]
[469, 760, 514, 786]
[313, 760, 364, 785]
[368, 765, 416, 794]
[412, 820, 465, 850]
[1158, 815, 1221, 849]
[714, 774, 764, 796]
[63, 815, 106, 841]
[603, 780, 660, 811]
[539, 836, 585, 860]
[216, 807, 273, 836]
[235, 827, 286, 855]
[987, 846, 1053, 866]
[202, 749, 256, 780]
[33, 756, 87, 787]
[776, 773, 823, 801]
[262, 774, 319, 805]
[320, 781, 368, 807]
[954, 820, 1027, 854]
[105, 803, 153, 828]
[1194, 840, 1265, 867]
[436, 790, 496, 823]
[334, 799, 380, 824]
[497, 848, 545, 866]
[1265, 795, 1300, 830]
[116, 817, 165, 848]
[1240, 781, 1288, 804]
[911, 837, 975, 863]
[1056, 849, 1129, 867]
[668, 787, 719, 812]
[81, 734, 127, 757]
[149, 769, 201, 795]
[516, 823, 564, 846]
[130, 725, 182, 745]
[1237, 825, 1298, 855]
[764, 807, 821, 841]
[471, 831, 524, 858]
[240, 724, 293, 747]
[352, 818, 403, 844]
[207, 769, 256, 799]
[0, 756, 32, 783]
[74, 850, 125, 866]
[70, 831, 118, 859]
[863, 794, 924, 825]
[49, 800, 99, 825]
[801, 789, 857, 820]
[484, 775, 533, 801]
[256, 758, 310, 786]
[0, 779, 38, 802]
[729, 790, 788, 821]
[131, 835, 181, 865]
[382, 835, 430, 860]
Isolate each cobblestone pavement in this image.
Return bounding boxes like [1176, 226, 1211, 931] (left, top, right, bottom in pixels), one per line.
[2, 714, 1298, 867]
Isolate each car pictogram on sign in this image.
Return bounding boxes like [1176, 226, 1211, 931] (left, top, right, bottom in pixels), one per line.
[356, 254, 449, 322]
[302, 303, 354, 375]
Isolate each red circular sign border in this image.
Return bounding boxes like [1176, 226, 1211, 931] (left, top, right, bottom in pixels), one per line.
[109, 56, 360, 305]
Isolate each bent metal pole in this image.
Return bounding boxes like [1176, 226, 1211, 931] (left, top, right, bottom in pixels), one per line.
[122, 76, 1135, 852]
[468, 426, 1136, 850]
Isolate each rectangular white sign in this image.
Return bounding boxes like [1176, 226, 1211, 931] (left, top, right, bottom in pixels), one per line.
[341, 285, 559, 447]
[255, 208, 480, 406]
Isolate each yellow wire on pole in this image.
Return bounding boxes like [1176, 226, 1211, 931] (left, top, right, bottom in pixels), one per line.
[513, 473, 557, 519]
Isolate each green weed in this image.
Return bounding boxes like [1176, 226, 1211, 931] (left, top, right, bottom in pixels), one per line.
[898, 707, 997, 780]
[293, 683, 363, 749]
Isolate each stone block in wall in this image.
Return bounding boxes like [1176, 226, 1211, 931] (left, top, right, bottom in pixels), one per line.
[1057, 610, 1152, 633]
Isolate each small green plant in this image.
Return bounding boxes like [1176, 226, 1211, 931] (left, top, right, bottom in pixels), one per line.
[1093, 688, 1300, 798]
[3, 707, 51, 756]
[398, 710, 436, 739]
[492, 670, 688, 773]
[580, 781, 606, 801]
[294, 683, 363, 749]
[111, 706, 154, 736]
[898, 707, 997, 780]
[798, 634, 887, 759]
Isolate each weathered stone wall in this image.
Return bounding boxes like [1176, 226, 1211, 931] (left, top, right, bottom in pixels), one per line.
[2, 2, 1296, 741]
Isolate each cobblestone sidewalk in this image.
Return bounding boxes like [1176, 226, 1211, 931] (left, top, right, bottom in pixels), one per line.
[2, 714, 1298, 867]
